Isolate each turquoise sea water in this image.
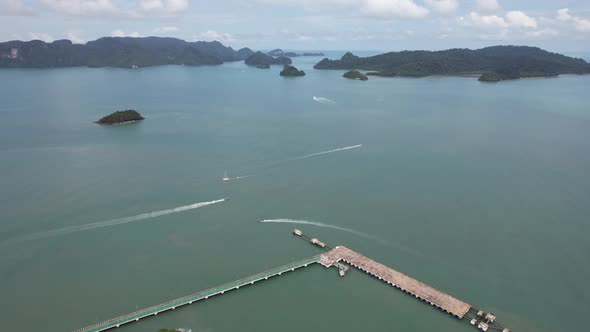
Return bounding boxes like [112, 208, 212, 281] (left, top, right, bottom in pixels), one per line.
[1, 53, 589, 332]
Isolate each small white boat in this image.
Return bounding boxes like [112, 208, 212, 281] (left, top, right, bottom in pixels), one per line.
[222, 171, 230, 182]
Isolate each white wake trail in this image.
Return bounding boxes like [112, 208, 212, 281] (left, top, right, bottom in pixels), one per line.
[313, 96, 336, 104]
[260, 218, 375, 239]
[292, 144, 363, 161]
[260, 218, 426, 258]
[17, 199, 227, 242]
[232, 175, 254, 180]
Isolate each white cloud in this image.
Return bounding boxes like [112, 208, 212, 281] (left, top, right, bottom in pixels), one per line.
[41, 0, 129, 17]
[29, 32, 54, 42]
[425, 0, 457, 15]
[525, 28, 558, 39]
[279, 29, 316, 41]
[362, 0, 429, 19]
[153, 26, 179, 33]
[0, 0, 35, 16]
[458, 9, 555, 41]
[140, 0, 188, 14]
[478, 27, 559, 41]
[557, 8, 571, 22]
[260, 0, 429, 19]
[63, 30, 85, 43]
[193, 30, 235, 43]
[111, 29, 142, 37]
[258, 0, 358, 11]
[476, 0, 500, 12]
[505, 10, 537, 29]
[557, 8, 590, 32]
[461, 11, 537, 30]
[461, 12, 507, 29]
[41, 0, 188, 17]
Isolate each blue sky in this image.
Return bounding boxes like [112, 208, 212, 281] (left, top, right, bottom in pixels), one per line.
[1, 0, 590, 52]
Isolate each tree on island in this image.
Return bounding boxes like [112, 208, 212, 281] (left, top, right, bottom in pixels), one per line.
[96, 110, 144, 124]
[343, 70, 368, 81]
[280, 65, 305, 77]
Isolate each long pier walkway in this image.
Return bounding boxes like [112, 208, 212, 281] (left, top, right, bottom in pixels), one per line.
[75, 255, 320, 332]
[318, 245, 471, 318]
[74, 230, 509, 332]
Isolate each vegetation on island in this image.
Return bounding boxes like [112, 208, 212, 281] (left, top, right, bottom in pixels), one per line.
[280, 65, 305, 77]
[245, 51, 292, 67]
[96, 110, 144, 124]
[0, 37, 254, 68]
[478, 72, 505, 82]
[256, 63, 270, 69]
[343, 70, 368, 81]
[314, 46, 590, 81]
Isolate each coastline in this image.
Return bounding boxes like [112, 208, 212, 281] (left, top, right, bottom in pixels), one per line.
[95, 119, 143, 125]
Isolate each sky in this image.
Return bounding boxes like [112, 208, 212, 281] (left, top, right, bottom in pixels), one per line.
[1, 0, 590, 52]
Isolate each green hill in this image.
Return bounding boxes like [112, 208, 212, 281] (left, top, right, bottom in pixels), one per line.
[314, 46, 590, 81]
[0, 37, 255, 68]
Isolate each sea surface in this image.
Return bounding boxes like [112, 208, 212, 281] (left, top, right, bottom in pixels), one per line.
[1, 52, 589, 332]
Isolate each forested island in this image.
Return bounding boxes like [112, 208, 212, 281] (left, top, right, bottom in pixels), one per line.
[245, 51, 292, 67]
[343, 70, 368, 81]
[314, 46, 590, 81]
[0, 37, 254, 68]
[96, 110, 144, 124]
[280, 65, 305, 76]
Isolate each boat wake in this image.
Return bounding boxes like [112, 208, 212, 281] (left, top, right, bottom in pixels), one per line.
[260, 218, 375, 239]
[233, 175, 254, 180]
[313, 96, 336, 104]
[12, 199, 227, 243]
[291, 144, 363, 161]
[260, 218, 426, 258]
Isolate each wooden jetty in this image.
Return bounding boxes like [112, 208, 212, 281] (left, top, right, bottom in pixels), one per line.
[319, 245, 471, 318]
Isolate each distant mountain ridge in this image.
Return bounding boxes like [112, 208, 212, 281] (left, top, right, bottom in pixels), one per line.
[0, 37, 255, 68]
[314, 46, 590, 81]
[267, 48, 324, 57]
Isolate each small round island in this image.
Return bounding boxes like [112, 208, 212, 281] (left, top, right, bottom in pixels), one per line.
[280, 65, 306, 77]
[96, 110, 145, 125]
[343, 70, 368, 81]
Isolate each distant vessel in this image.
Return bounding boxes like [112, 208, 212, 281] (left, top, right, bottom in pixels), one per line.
[222, 171, 230, 182]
